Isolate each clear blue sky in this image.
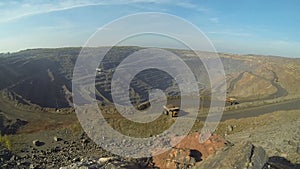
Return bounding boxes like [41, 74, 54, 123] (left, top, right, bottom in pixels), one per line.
[0, 0, 299, 57]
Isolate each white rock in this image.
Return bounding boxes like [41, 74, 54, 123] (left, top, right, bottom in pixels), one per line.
[98, 157, 114, 163]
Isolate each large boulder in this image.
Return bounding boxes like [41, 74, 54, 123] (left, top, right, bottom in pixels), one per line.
[32, 140, 44, 147]
[194, 141, 268, 169]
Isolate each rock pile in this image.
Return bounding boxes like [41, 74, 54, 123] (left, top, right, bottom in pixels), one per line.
[0, 145, 13, 164]
[153, 132, 227, 168]
[0, 133, 110, 169]
[164, 148, 197, 169]
[60, 157, 156, 169]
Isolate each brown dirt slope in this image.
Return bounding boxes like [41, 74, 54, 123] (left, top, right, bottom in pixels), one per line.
[230, 71, 277, 99]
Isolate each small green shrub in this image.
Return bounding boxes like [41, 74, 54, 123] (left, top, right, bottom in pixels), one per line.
[0, 133, 12, 150]
[68, 122, 83, 134]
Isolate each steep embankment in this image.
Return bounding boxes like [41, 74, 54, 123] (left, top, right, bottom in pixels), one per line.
[0, 48, 77, 108]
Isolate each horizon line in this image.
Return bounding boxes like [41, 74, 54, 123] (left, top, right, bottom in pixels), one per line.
[0, 45, 298, 59]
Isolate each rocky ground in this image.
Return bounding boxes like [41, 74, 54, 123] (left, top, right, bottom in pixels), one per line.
[0, 106, 299, 169]
[0, 129, 157, 169]
[0, 120, 299, 169]
[225, 110, 300, 164]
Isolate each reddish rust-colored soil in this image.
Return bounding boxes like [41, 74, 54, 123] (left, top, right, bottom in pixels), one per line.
[153, 132, 227, 169]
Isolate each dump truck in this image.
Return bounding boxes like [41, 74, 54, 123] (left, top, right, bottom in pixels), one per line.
[136, 101, 150, 110]
[163, 104, 180, 117]
[226, 97, 239, 105]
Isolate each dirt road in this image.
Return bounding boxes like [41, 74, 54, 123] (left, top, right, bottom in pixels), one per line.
[217, 98, 300, 121]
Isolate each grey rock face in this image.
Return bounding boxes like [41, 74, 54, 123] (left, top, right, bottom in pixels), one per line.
[194, 141, 268, 169]
[265, 156, 300, 169]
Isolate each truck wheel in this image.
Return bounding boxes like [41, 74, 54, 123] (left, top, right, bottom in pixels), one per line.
[163, 110, 168, 115]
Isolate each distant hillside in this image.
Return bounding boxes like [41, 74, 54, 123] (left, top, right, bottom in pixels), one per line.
[0, 48, 79, 108]
[0, 47, 299, 109]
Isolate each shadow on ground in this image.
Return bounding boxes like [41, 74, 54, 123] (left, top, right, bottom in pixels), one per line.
[264, 156, 300, 169]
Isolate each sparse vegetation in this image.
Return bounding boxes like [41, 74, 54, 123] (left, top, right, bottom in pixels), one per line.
[0, 132, 12, 150]
[103, 111, 175, 137]
[68, 121, 83, 134]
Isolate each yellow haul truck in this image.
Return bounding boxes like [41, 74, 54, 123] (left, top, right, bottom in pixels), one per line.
[163, 104, 180, 117]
